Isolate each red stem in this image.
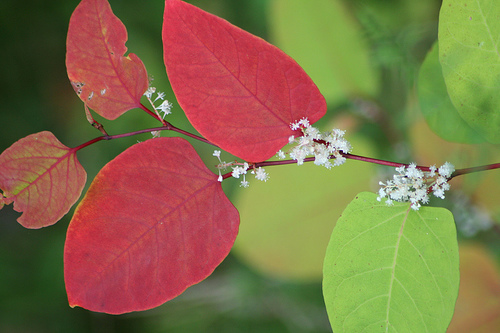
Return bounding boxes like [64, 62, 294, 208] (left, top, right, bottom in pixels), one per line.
[72, 123, 216, 152]
[71, 121, 500, 180]
[139, 103, 164, 123]
[450, 163, 500, 179]
[254, 152, 500, 179]
[254, 153, 431, 170]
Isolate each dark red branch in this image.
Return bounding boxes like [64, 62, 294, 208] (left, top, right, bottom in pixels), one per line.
[72, 123, 216, 152]
[451, 163, 500, 179]
[72, 123, 500, 181]
[139, 103, 165, 124]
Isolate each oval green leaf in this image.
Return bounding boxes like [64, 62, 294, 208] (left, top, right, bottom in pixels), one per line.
[418, 41, 485, 144]
[269, 0, 378, 105]
[439, 0, 500, 143]
[323, 192, 459, 332]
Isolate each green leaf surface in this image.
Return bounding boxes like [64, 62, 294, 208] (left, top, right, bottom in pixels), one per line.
[323, 192, 459, 332]
[233, 136, 376, 281]
[418, 41, 485, 144]
[269, 0, 378, 105]
[439, 0, 500, 143]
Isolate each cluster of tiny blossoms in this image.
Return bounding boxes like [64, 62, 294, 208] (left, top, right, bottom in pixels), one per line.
[277, 117, 352, 168]
[144, 86, 173, 119]
[214, 117, 352, 187]
[377, 162, 455, 210]
[213, 150, 269, 187]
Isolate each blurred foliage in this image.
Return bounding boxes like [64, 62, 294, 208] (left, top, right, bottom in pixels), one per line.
[439, 0, 500, 144]
[233, 133, 376, 282]
[417, 41, 485, 144]
[1, 0, 500, 332]
[270, 0, 378, 105]
[448, 243, 500, 332]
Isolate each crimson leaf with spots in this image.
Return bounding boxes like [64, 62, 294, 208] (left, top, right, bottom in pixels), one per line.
[66, 0, 149, 120]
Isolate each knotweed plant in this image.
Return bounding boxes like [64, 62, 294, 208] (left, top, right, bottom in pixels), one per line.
[2, 0, 500, 332]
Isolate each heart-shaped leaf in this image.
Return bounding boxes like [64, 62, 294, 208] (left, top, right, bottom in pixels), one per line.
[66, 0, 149, 120]
[323, 192, 459, 332]
[162, 0, 326, 162]
[0, 131, 87, 228]
[64, 137, 239, 314]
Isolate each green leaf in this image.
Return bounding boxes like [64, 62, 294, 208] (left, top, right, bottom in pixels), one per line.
[323, 192, 459, 332]
[418, 41, 485, 144]
[268, 0, 378, 105]
[233, 136, 376, 281]
[439, 0, 500, 143]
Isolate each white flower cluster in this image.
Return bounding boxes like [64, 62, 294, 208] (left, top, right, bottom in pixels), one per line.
[213, 150, 269, 187]
[377, 162, 455, 210]
[279, 117, 352, 168]
[144, 86, 173, 119]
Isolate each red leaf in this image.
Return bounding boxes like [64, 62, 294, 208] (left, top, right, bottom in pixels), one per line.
[66, 0, 148, 120]
[0, 132, 87, 229]
[162, 0, 326, 162]
[0, 195, 8, 210]
[64, 137, 239, 314]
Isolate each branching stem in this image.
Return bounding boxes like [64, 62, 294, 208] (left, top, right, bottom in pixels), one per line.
[72, 123, 215, 152]
[254, 152, 500, 179]
[139, 103, 165, 124]
[72, 123, 500, 180]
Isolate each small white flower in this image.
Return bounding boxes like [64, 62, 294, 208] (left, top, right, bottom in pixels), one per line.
[411, 203, 421, 210]
[289, 146, 307, 165]
[438, 162, 455, 178]
[298, 117, 310, 128]
[332, 128, 345, 137]
[144, 87, 156, 98]
[304, 126, 320, 139]
[290, 122, 300, 131]
[395, 166, 405, 174]
[232, 163, 249, 179]
[154, 91, 166, 102]
[253, 167, 270, 182]
[433, 188, 445, 199]
[277, 150, 286, 159]
[429, 165, 437, 177]
[240, 176, 249, 188]
[333, 155, 346, 167]
[156, 100, 173, 117]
